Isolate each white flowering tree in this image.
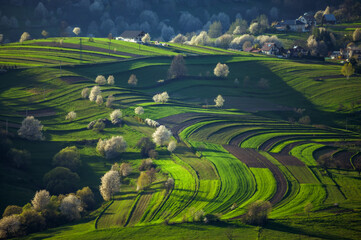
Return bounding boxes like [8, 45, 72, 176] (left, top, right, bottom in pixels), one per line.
[89, 86, 101, 102]
[96, 95, 103, 105]
[134, 106, 144, 115]
[81, 88, 89, 99]
[167, 140, 177, 153]
[107, 75, 115, 85]
[214, 63, 230, 77]
[214, 95, 225, 108]
[31, 190, 50, 211]
[153, 92, 169, 104]
[73, 27, 81, 36]
[97, 136, 127, 159]
[18, 116, 44, 140]
[152, 125, 172, 146]
[65, 111, 77, 121]
[95, 75, 106, 85]
[110, 109, 122, 124]
[99, 170, 121, 201]
[60, 195, 83, 221]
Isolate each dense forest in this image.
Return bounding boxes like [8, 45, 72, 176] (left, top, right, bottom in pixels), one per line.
[0, 0, 354, 41]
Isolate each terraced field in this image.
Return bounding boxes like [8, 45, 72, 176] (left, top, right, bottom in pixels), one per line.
[1, 38, 361, 239]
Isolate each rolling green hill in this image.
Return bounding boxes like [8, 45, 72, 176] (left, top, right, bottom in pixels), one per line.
[0, 38, 361, 239]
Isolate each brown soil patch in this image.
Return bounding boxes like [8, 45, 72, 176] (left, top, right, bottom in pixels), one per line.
[222, 96, 293, 112]
[60, 76, 89, 84]
[33, 42, 140, 58]
[270, 153, 305, 166]
[223, 145, 265, 168]
[332, 150, 354, 169]
[228, 130, 259, 146]
[17, 108, 56, 117]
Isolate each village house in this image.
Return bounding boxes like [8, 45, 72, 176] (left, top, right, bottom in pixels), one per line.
[261, 42, 281, 55]
[347, 45, 361, 60]
[287, 46, 307, 58]
[275, 19, 308, 32]
[243, 47, 262, 53]
[116, 30, 146, 42]
[297, 12, 316, 27]
[323, 14, 337, 24]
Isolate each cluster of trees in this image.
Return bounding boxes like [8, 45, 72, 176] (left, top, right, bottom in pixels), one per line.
[0, 187, 95, 238]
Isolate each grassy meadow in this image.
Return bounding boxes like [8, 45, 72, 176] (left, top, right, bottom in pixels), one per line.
[0, 38, 361, 239]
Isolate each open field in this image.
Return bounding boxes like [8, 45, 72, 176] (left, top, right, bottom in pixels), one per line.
[0, 37, 361, 239]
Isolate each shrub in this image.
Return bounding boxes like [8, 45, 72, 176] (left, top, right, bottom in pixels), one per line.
[43, 167, 80, 195]
[299, 115, 311, 125]
[19, 32, 30, 43]
[136, 137, 156, 158]
[2, 205, 22, 217]
[76, 187, 95, 210]
[106, 95, 115, 108]
[119, 163, 132, 177]
[139, 158, 156, 171]
[18, 116, 44, 141]
[152, 125, 172, 146]
[0, 215, 21, 238]
[99, 170, 121, 201]
[170, 34, 187, 44]
[65, 111, 77, 121]
[110, 109, 122, 125]
[52, 146, 81, 171]
[136, 171, 150, 191]
[96, 136, 127, 159]
[60, 195, 82, 221]
[214, 63, 229, 77]
[7, 148, 31, 169]
[142, 33, 151, 43]
[164, 178, 174, 193]
[20, 209, 46, 234]
[92, 120, 105, 132]
[31, 190, 50, 211]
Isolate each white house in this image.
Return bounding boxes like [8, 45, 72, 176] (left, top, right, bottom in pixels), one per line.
[116, 31, 146, 42]
[275, 20, 307, 32]
[261, 42, 281, 55]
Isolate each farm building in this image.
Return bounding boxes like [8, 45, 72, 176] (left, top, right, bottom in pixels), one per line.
[275, 20, 307, 32]
[287, 46, 307, 58]
[297, 12, 316, 27]
[116, 31, 146, 42]
[323, 14, 336, 24]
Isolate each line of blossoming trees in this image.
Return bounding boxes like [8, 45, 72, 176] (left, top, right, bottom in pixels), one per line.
[0, 56, 231, 238]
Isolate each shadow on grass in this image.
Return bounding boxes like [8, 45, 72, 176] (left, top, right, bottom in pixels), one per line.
[264, 220, 351, 240]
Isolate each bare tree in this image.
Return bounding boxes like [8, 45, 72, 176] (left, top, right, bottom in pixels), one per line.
[19, 32, 30, 43]
[97, 136, 127, 159]
[167, 140, 177, 153]
[106, 95, 115, 108]
[168, 55, 187, 78]
[110, 109, 122, 124]
[95, 75, 106, 85]
[60, 194, 82, 221]
[152, 125, 172, 146]
[107, 75, 115, 85]
[214, 95, 225, 107]
[18, 116, 44, 141]
[214, 63, 229, 77]
[31, 190, 50, 211]
[81, 88, 90, 99]
[128, 74, 138, 86]
[99, 170, 121, 201]
[65, 111, 77, 121]
[244, 200, 272, 226]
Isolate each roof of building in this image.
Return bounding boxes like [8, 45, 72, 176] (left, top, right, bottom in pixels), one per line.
[120, 30, 145, 39]
[323, 14, 336, 22]
[262, 42, 276, 51]
[280, 20, 305, 26]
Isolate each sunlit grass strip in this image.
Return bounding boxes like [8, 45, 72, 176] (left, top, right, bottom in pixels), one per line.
[222, 167, 276, 219]
[290, 143, 326, 166]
